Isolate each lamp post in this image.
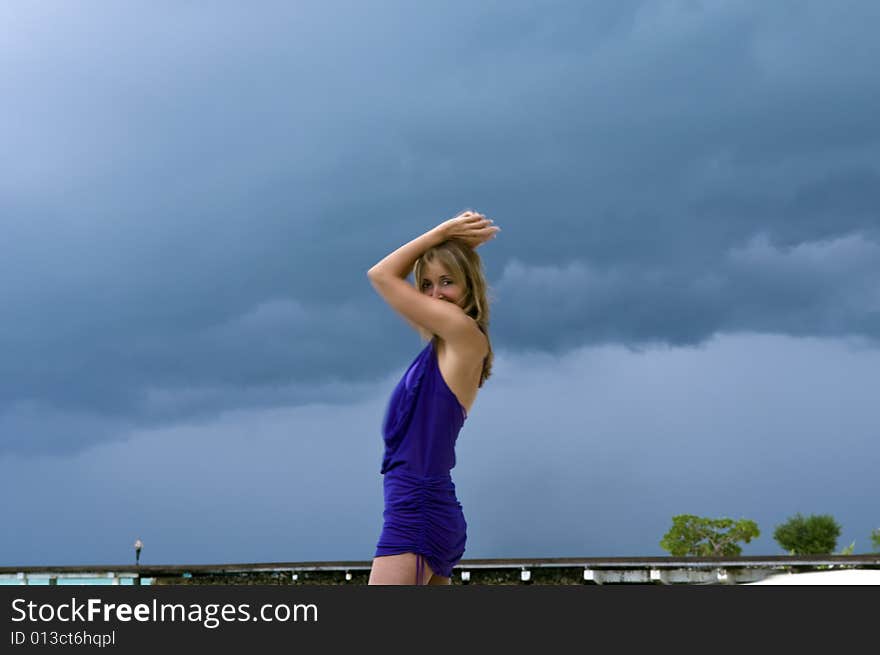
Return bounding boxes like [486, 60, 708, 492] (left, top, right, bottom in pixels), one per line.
[134, 539, 143, 566]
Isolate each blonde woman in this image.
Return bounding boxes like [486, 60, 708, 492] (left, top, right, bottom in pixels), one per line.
[366, 210, 500, 585]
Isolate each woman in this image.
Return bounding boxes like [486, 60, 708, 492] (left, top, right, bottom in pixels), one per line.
[366, 210, 500, 585]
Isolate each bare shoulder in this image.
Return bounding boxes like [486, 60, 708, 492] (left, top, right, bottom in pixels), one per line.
[447, 317, 488, 359]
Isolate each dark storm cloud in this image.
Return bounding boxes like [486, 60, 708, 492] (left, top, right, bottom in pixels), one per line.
[1, 1, 879, 456]
[493, 231, 880, 351]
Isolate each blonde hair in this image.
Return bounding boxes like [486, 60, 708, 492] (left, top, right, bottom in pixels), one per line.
[413, 237, 494, 387]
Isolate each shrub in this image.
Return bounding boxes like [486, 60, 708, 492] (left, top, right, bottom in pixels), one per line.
[773, 513, 841, 555]
[660, 514, 760, 557]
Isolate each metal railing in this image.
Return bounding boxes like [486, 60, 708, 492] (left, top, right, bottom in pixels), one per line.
[3, 555, 879, 585]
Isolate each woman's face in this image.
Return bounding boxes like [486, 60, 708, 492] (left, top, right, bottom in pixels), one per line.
[420, 260, 464, 306]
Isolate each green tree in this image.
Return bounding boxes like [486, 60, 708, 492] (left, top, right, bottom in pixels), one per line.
[773, 513, 841, 555]
[660, 514, 760, 556]
[870, 528, 880, 553]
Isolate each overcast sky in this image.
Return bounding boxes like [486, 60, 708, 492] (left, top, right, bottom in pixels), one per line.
[2, 1, 878, 567]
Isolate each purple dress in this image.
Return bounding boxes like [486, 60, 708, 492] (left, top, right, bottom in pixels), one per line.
[374, 338, 468, 584]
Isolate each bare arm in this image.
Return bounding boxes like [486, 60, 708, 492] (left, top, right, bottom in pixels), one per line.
[368, 225, 447, 279]
[366, 211, 498, 343]
[367, 225, 470, 342]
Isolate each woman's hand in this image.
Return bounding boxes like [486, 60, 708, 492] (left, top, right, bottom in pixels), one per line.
[436, 210, 500, 249]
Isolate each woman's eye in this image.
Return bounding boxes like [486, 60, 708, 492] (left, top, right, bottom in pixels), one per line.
[422, 280, 451, 289]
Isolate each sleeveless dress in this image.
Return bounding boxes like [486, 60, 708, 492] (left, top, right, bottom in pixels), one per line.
[374, 338, 468, 584]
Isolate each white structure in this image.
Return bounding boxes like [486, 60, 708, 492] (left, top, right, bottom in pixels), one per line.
[744, 569, 880, 585]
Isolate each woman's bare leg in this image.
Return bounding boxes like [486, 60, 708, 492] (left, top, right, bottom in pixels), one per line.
[368, 553, 435, 585]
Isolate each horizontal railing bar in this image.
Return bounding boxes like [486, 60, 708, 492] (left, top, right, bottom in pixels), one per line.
[3, 555, 879, 575]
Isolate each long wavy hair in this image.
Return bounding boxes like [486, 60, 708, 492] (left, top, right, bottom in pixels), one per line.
[413, 237, 494, 387]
